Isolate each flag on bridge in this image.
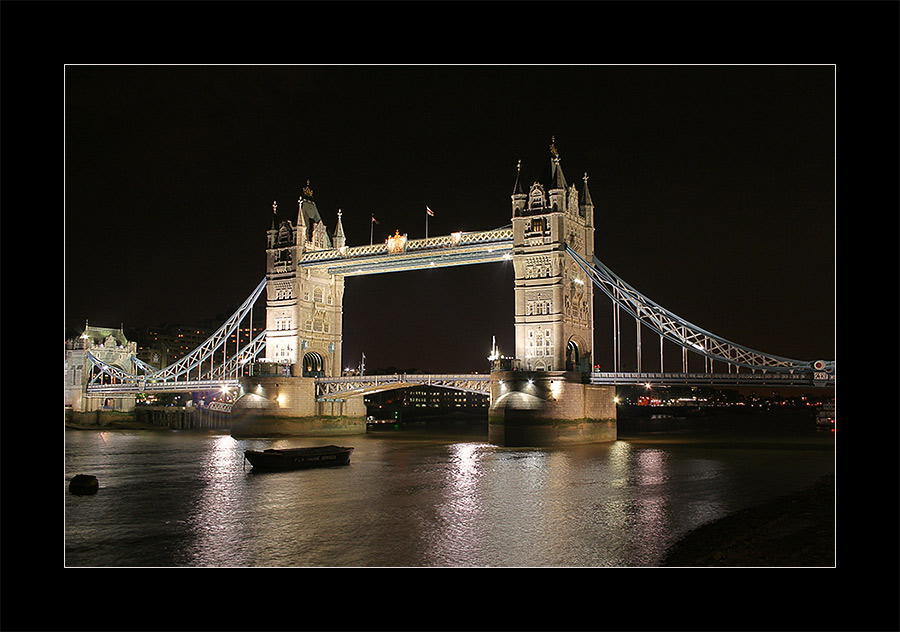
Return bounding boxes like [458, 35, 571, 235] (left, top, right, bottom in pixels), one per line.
[371, 214, 379, 224]
[426, 206, 434, 216]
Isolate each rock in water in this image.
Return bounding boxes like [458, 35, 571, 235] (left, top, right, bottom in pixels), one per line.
[69, 474, 99, 495]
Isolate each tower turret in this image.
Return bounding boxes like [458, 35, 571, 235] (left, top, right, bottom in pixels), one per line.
[333, 209, 346, 250]
[511, 159, 527, 217]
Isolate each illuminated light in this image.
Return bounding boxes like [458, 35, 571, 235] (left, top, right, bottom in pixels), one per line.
[451, 231, 462, 245]
[645, 383, 652, 389]
[550, 380, 562, 399]
[276, 393, 287, 406]
[614, 396, 621, 403]
[527, 379, 534, 385]
[502, 253, 512, 260]
[386, 230, 408, 254]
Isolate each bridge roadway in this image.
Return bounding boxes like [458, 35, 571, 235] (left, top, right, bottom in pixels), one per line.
[86, 369, 832, 397]
[314, 369, 831, 397]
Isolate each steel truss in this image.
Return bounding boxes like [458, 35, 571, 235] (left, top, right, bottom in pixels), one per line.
[316, 374, 491, 397]
[86, 279, 267, 394]
[567, 247, 834, 375]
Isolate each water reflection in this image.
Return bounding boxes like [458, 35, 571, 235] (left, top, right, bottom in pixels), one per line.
[66, 428, 834, 567]
[424, 442, 487, 565]
[185, 435, 252, 566]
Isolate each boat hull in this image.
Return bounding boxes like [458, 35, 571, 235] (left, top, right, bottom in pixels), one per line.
[244, 445, 354, 471]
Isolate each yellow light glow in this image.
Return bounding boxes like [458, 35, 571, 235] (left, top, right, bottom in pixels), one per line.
[550, 380, 562, 399]
[276, 393, 286, 406]
[387, 230, 408, 254]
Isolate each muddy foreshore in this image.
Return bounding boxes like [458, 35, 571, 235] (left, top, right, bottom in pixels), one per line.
[661, 474, 835, 566]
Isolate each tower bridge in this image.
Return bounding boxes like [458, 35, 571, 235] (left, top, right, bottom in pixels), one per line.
[73, 140, 834, 445]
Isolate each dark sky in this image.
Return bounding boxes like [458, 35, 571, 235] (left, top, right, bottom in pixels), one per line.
[65, 63, 836, 373]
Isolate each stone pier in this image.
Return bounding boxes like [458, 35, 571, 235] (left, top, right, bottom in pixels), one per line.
[488, 371, 616, 447]
[230, 375, 366, 438]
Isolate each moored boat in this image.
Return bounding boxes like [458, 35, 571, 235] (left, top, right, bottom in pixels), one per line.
[244, 445, 354, 471]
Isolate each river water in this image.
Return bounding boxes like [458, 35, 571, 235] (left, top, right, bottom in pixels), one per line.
[64, 417, 834, 567]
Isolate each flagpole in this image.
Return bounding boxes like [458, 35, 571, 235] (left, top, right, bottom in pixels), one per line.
[370, 215, 374, 246]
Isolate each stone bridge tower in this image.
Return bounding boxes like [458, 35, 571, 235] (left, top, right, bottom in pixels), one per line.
[511, 138, 595, 372]
[265, 181, 345, 378]
[490, 139, 615, 447]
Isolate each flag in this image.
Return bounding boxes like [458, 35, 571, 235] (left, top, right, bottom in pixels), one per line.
[372, 215, 379, 224]
[426, 206, 434, 216]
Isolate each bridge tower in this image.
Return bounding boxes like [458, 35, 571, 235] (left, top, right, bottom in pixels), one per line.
[489, 139, 616, 446]
[511, 138, 595, 372]
[232, 181, 364, 438]
[264, 181, 344, 378]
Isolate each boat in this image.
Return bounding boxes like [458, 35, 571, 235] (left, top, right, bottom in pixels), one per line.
[244, 445, 354, 471]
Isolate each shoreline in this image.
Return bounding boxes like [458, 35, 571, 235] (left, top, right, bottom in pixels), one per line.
[660, 474, 835, 567]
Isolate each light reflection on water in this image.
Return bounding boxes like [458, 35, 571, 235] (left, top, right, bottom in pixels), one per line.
[65, 426, 833, 567]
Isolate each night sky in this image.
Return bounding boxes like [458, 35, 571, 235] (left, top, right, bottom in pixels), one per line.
[65, 64, 836, 373]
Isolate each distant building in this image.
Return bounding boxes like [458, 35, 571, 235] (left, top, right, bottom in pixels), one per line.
[366, 385, 489, 411]
[65, 323, 137, 413]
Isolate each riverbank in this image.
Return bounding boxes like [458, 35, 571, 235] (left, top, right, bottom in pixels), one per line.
[661, 474, 835, 566]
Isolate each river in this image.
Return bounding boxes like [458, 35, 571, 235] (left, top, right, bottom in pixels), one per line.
[64, 415, 834, 567]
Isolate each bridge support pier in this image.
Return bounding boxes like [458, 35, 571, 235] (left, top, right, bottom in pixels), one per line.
[230, 376, 366, 438]
[488, 371, 616, 447]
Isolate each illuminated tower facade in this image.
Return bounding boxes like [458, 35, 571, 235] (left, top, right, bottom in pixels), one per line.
[511, 139, 595, 372]
[265, 181, 344, 377]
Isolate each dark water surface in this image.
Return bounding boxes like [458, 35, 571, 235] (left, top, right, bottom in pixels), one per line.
[64, 419, 834, 567]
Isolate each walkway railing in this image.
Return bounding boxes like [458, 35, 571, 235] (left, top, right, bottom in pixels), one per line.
[298, 227, 514, 276]
[316, 374, 491, 396]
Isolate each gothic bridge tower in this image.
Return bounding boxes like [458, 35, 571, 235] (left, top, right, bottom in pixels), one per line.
[511, 137, 595, 372]
[264, 181, 345, 378]
[490, 139, 616, 447]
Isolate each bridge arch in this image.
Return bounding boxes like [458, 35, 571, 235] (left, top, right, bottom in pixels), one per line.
[302, 351, 325, 377]
[566, 336, 586, 371]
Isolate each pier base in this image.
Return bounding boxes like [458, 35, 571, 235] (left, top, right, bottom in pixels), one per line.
[488, 371, 617, 447]
[231, 376, 366, 438]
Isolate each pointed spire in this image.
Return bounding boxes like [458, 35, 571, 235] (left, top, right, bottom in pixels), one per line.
[580, 171, 595, 228]
[512, 159, 525, 195]
[580, 172, 594, 208]
[296, 194, 307, 249]
[333, 209, 346, 249]
[549, 136, 566, 190]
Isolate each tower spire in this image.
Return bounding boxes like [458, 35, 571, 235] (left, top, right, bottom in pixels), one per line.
[512, 159, 524, 195]
[549, 136, 566, 190]
[333, 208, 346, 249]
[580, 172, 594, 207]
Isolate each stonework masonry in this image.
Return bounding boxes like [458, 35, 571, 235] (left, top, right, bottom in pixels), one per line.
[488, 371, 616, 446]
